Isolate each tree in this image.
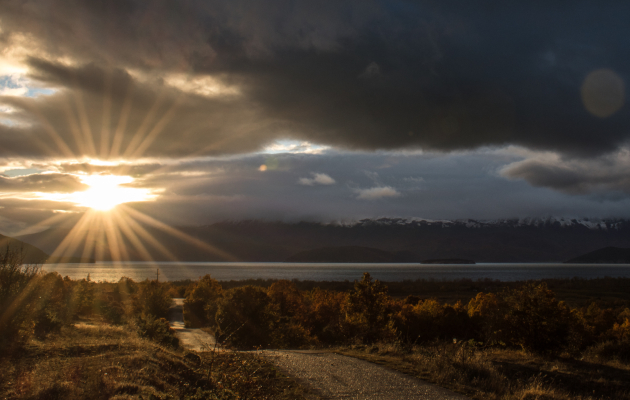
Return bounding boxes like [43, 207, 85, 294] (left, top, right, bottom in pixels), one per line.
[184, 274, 223, 328]
[138, 280, 171, 319]
[216, 286, 276, 348]
[501, 283, 574, 353]
[0, 246, 42, 349]
[345, 272, 394, 343]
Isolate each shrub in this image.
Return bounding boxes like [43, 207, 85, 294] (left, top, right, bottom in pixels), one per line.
[394, 299, 471, 344]
[584, 340, 630, 364]
[0, 246, 42, 349]
[501, 283, 574, 353]
[184, 274, 223, 328]
[268, 280, 306, 319]
[70, 276, 95, 316]
[345, 273, 395, 343]
[612, 318, 630, 342]
[33, 309, 63, 338]
[135, 314, 180, 348]
[303, 287, 346, 343]
[137, 280, 172, 319]
[216, 286, 276, 348]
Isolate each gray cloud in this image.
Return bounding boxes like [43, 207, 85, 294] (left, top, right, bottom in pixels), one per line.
[1, 1, 630, 159]
[0, 59, 280, 159]
[2, 150, 630, 236]
[355, 186, 401, 200]
[501, 149, 630, 195]
[0, 173, 87, 192]
[298, 173, 335, 186]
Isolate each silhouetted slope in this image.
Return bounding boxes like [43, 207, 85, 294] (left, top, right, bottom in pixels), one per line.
[286, 246, 401, 263]
[0, 233, 49, 264]
[565, 247, 630, 264]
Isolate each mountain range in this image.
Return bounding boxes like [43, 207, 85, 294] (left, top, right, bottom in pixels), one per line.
[13, 217, 630, 263]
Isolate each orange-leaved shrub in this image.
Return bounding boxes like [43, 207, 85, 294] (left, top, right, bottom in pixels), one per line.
[184, 274, 223, 328]
[394, 298, 470, 344]
[216, 285, 277, 348]
[345, 273, 396, 343]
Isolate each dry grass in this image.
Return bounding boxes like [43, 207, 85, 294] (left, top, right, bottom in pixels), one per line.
[338, 342, 630, 400]
[0, 319, 310, 400]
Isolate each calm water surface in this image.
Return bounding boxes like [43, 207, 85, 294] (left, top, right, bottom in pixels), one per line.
[41, 262, 630, 282]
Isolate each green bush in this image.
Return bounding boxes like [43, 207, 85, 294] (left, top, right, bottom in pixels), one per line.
[33, 309, 63, 338]
[137, 280, 172, 319]
[0, 247, 42, 349]
[184, 275, 223, 328]
[70, 276, 95, 316]
[135, 315, 180, 348]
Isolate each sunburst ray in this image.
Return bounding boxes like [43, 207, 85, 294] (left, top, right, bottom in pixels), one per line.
[121, 205, 237, 261]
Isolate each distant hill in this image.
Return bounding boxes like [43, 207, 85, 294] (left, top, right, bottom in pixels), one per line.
[565, 247, 630, 264]
[0, 233, 49, 264]
[286, 246, 402, 263]
[15, 218, 630, 262]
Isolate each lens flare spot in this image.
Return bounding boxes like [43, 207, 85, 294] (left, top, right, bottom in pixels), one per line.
[581, 69, 625, 118]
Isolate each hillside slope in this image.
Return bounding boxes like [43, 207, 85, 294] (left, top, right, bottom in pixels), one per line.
[16, 218, 630, 262]
[0, 233, 49, 264]
[565, 247, 630, 263]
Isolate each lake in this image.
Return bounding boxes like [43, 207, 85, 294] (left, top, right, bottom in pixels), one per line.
[40, 262, 630, 282]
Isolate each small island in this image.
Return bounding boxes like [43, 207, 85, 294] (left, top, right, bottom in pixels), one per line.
[421, 258, 476, 264]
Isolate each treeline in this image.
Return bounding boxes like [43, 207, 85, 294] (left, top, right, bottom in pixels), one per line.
[4, 244, 630, 360]
[171, 275, 630, 304]
[0, 248, 177, 352]
[185, 273, 630, 358]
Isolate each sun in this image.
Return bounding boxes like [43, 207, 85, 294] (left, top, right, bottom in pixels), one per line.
[72, 175, 154, 211]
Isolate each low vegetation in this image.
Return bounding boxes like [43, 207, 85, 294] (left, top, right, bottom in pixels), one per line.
[3, 245, 630, 399]
[0, 248, 307, 399]
[0, 321, 308, 399]
[183, 272, 630, 399]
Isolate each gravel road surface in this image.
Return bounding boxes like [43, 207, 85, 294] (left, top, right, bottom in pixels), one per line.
[263, 350, 471, 400]
[169, 298, 218, 351]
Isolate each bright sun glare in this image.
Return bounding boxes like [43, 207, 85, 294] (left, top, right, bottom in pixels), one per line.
[72, 175, 154, 211]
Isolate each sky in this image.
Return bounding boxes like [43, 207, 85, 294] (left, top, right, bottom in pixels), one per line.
[1, 0, 630, 237]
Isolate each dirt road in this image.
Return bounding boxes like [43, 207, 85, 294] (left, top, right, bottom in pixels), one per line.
[263, 350, 471, 400]
[169, 300, 469, 398]
[168, 298, 218, 351]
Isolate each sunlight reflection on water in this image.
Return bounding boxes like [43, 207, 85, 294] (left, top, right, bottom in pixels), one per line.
[41, 262, 630, 282]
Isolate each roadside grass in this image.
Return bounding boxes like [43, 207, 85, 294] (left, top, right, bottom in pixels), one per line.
[0, 319, 309, 400]
[337, 342, 630, 400]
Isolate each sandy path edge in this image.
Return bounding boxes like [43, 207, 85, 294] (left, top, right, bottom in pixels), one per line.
[261, 350, 472, 400]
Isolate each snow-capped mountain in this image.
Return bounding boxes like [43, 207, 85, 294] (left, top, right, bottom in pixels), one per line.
[17, 218, 630, 263]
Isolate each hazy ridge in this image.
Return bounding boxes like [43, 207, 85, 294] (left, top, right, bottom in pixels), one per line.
[15, 218, 630, 263]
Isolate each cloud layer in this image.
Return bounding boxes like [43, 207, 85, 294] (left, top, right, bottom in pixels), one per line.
[1, 0, 630, 159]
[1, 1, 630, 234]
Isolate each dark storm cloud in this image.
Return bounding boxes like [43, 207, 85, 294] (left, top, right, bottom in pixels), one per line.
[52, 161, 164, 176]
[502, 150, 630, 195]
[2, 0, 630, 158]
[0, 172, 87, 192]
[1, 59, 279, 158]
